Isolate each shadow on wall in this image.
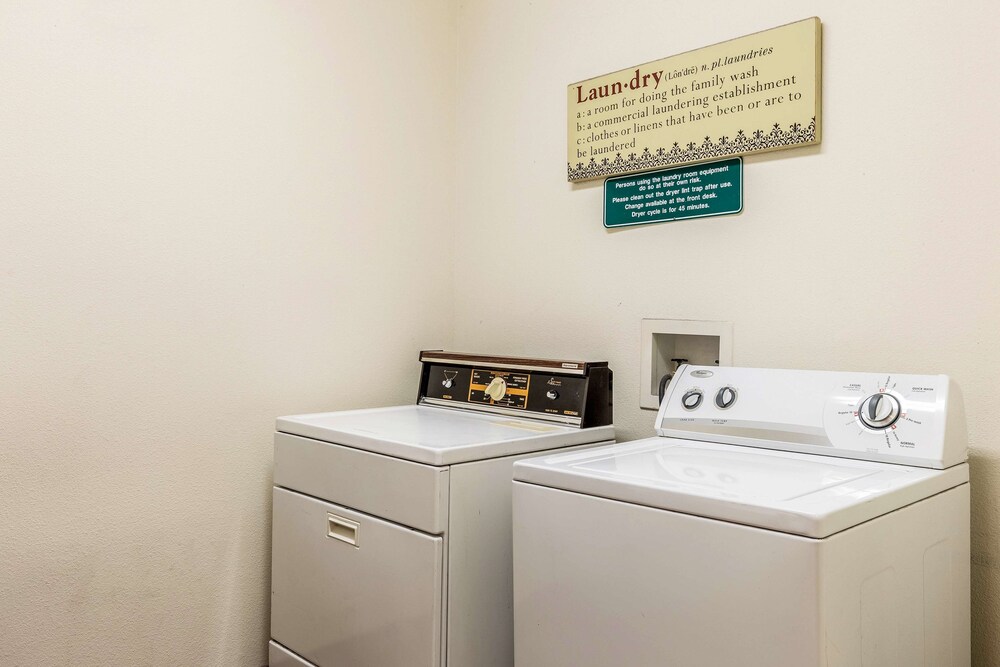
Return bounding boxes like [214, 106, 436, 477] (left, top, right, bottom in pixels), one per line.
[968, 447, 999, 664]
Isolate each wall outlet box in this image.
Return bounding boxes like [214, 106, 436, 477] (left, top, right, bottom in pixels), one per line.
[640, 319, 733, 410]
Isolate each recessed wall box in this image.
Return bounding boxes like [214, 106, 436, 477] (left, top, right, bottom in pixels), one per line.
[640, 319, 733, 410]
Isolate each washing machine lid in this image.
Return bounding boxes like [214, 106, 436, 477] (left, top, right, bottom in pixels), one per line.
[277, 405, 614, 466]
[513, 437, 968, 538]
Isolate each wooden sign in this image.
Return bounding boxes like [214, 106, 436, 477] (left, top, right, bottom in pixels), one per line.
[568, 18, 821, 182]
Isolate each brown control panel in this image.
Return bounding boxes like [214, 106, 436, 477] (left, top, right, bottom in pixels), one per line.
[417, 351, 612, 428]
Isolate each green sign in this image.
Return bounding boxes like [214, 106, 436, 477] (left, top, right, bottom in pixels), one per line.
[604, 158, 743, 228]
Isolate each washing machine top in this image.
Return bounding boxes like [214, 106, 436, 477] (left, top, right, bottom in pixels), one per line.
[514, 365, 969, 538]
[512, 437, 968, 538]
[278, 405, 614, 466]
[657, 365, 966, 469]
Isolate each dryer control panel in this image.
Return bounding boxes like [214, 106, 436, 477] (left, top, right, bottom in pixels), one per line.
[417, 351, 612, 428]
[657, 365, 966, 469]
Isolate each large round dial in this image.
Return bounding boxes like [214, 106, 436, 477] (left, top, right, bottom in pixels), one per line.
[484, 376, 507, 401]
[858, 393, 901, 430]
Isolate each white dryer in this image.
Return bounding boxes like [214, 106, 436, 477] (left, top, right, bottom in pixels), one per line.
[269, 351, 613, 667]
[513, 365, 969, 667]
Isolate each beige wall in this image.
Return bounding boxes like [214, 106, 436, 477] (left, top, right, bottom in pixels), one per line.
[0, 2, 454, 665]
[453, 0, 1000, 663]
[3, 1, 999, 665]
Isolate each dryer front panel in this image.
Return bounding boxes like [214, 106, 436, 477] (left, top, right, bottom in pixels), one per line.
[271, 488, 444, 667]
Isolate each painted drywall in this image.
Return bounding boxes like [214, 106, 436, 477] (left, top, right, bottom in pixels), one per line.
[0, 2, 455, 665]
[3, 1, 998, 665]
[452, 0, 1000, 663]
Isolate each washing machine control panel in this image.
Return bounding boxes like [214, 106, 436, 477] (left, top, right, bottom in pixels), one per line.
[656, 365, 966, 469]
[417, 351, 613, 428]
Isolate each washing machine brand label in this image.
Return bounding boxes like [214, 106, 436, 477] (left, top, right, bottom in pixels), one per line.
[690, 370, 714, 378]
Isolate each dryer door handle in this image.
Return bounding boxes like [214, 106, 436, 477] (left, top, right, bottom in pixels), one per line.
[327, 513, 360, 547]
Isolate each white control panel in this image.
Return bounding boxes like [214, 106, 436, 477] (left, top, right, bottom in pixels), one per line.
[657, 365, 967, 469]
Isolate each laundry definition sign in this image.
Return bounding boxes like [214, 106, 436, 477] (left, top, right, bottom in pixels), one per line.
[568, 18, 821, 182]
[604, 158, 742, 228]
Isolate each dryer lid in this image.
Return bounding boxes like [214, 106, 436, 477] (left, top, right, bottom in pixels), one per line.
[277, 405, 613, 466]
[513, 437, 968, 538]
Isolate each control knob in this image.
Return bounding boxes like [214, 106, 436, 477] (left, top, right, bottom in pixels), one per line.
[484, 376, 507, 402]
[858, 393, 901, 430]
[681, 389, 703, 410]
[715, 386, 737, 409]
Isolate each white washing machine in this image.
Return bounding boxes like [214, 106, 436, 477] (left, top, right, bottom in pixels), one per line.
[513, 365, 970, 667]
[269, 351, 613, 667]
